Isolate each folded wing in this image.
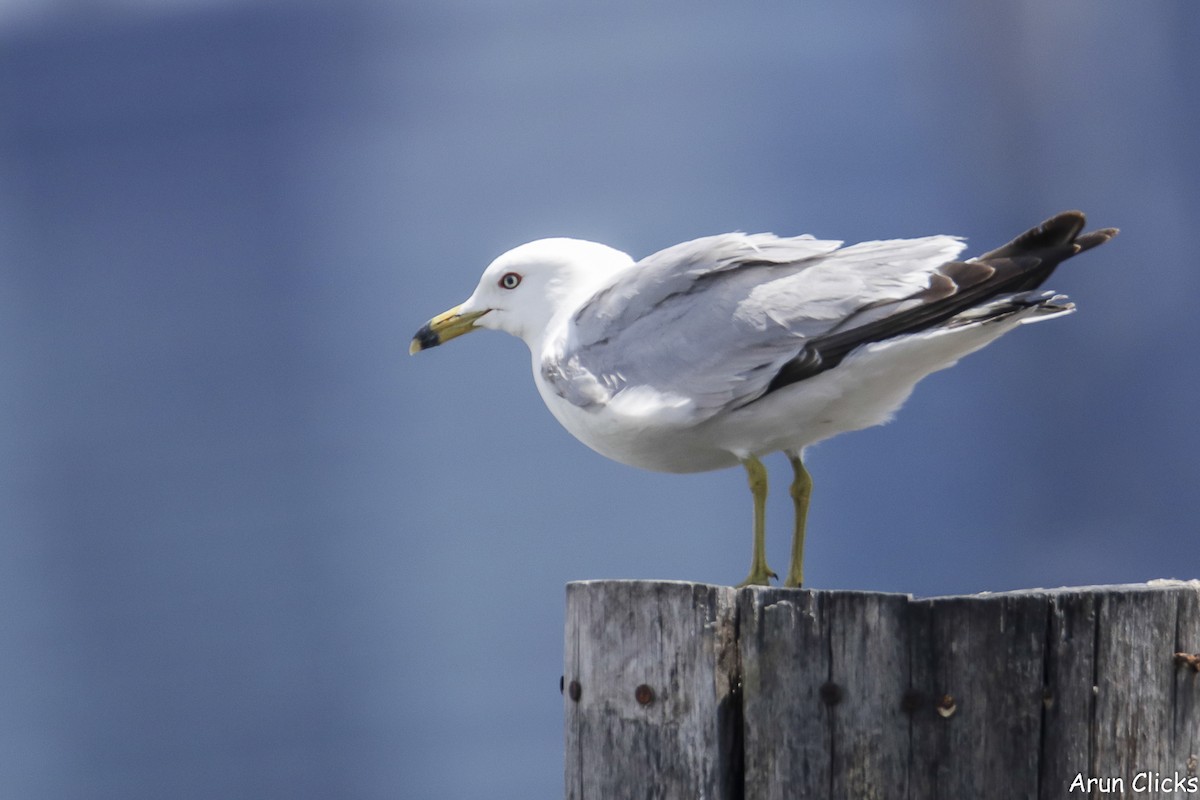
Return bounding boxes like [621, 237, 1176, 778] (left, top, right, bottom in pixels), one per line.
[540, 212, 1115, 424]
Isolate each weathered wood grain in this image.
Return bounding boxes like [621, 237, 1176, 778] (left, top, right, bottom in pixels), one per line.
[738, 588, 912, 800]
[564, 580, 1200, 800]
[905, 591, 1048, 799]
[564, 580, 740, 800]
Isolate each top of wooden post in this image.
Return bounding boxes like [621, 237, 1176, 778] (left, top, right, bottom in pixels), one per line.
[564, 579, 1200, 800]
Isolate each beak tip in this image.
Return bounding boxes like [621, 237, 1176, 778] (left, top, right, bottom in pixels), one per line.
[410, 305, 484, 356]
[410, 322, 440, 355]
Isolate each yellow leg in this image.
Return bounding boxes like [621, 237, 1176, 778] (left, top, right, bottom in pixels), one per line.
[783, 451, 812, 588]
[736, 456, 777, 587]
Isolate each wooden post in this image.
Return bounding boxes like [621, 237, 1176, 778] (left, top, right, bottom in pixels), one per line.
[563, 581, 741, 800]
[563, 580, 1200, 799]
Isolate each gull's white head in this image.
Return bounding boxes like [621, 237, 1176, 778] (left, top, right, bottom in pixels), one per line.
[411, 238, 633, 354]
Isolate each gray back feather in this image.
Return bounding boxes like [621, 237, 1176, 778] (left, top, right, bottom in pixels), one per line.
[542, 231, 966, 420]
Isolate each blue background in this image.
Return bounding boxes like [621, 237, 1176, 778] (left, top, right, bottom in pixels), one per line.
[1, 1, 1196, 797]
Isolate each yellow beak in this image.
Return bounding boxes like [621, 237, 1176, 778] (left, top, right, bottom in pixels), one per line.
[410, 306, 489, 354]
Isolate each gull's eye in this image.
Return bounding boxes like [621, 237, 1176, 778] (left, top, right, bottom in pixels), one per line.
[499, 272, 522, 290]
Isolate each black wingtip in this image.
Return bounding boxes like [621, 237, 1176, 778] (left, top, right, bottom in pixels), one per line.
[976, 210, 1116, 265]
[1075, 227, 1119, 253]
[754, 211, 1118, 402]
[978, 210, 1085, 261]
[1037, 210, 1087, 243]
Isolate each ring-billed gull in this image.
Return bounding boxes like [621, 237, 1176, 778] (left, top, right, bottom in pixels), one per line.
[411, 211, 1116, 587]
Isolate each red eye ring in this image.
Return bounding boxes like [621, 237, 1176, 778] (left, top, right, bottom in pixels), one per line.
[499, 272, 522, 290]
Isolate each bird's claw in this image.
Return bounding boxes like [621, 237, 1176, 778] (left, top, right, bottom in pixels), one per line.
[736, 567, 778, 588]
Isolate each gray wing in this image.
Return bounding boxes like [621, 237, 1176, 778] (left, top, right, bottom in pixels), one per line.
[541, 231, 968, 423]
